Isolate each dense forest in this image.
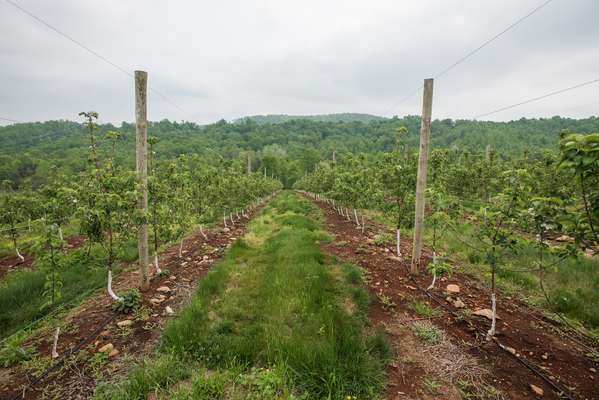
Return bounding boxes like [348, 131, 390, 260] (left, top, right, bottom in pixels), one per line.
[234, 112, 387, 124]
[2, 115, 599, 189]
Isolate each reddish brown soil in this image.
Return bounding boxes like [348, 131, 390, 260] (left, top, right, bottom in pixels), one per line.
[311, 198, 598, 400]
[0, 206, 263, 400]
[0, 236, 86, 280]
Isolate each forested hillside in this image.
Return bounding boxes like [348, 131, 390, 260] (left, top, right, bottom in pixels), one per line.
[234, 112, 387, 124]
[1, 115, 599, 189]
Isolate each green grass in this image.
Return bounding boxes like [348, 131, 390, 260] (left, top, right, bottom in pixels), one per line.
[0, 220, 81, 259]
[411, 321, 444, 345]
[95, 192, 388, 400]
[409, 301, 442, 318]
[0, 244, 119, 339]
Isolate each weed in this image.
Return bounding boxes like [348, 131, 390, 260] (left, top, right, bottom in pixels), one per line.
[377, 292, 396, 310]
[373, 233, 393, 246]
[409, 300, 442, 318]
[89, 351, 109, 379]
[457, 378, 505, 400]
[134, 305, 151, 322]
[423, 377, 442, 395]
[0, 332, 34, 367]
[158, 269, 171, 278]
[455, 308, 473, 323]
[112, 290, 141, 314]
[411, 321, 444, 345]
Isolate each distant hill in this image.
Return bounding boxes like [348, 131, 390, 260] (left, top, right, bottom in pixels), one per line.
[234, 113, 388, 124]
[2, 115, 599, 188]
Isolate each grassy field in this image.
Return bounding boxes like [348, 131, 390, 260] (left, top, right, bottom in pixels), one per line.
[0, 244, 126, 340]
[94, 192, 389, 400]
[0, 234, 141, 341]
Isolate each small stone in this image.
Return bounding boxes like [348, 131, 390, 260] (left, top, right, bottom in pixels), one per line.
[541, 353, 548, 360]
[453, 299, 466, 308]
[223, 227, 230, 233]
[117, 320, 134, 328]
[473, 308, 499, 321]
[108, 349, 120, 358]
[530, 384, 544, 396]
[98, 343, 114, 353]
[165, 306, 174, 315]
[150, 298, 165, 305]
[203, 255, 209, 260]
[169, 275, 176, 281]
[590, 367, 597, 373]
[446, 284, 460, 294]
[156, 286, 171, 293]
[387, 256, 402, 262]
[555, 235, 573, 242]
[99, 330, 110, 339]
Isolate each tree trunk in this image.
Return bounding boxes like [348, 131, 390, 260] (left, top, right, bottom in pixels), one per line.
[51, 327, 60, 359]
[107, 270, 121, 301]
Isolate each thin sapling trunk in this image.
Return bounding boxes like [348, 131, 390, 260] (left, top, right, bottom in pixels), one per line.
[51, 327, 60, 359]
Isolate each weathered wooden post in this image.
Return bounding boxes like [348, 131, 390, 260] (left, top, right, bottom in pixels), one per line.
[135, 70, 150, 290]
[411, 78, 434, 274]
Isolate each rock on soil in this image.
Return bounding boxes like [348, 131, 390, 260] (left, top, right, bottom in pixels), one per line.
[446, 284, 460, 293]
[156, 286, 171, 293]
[473, 308, 499, 320]
[529, 384, 544, 396]
[98, 343, 114, 353]
[453, 299, 465, 308]
[117, 319, 134, 327]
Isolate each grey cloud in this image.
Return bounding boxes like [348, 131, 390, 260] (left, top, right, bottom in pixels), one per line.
[1, 0, 598, 125]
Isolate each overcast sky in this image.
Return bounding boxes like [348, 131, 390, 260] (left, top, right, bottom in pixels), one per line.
[0, 0, 598, 125]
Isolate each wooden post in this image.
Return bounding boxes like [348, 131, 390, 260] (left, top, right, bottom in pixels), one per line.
[411, 78, 434, 274]
[135, 70, 150, 290]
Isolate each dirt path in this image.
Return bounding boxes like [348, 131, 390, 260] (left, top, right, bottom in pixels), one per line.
[309, 196, 598, 400]
[0, 203, 266, 400]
